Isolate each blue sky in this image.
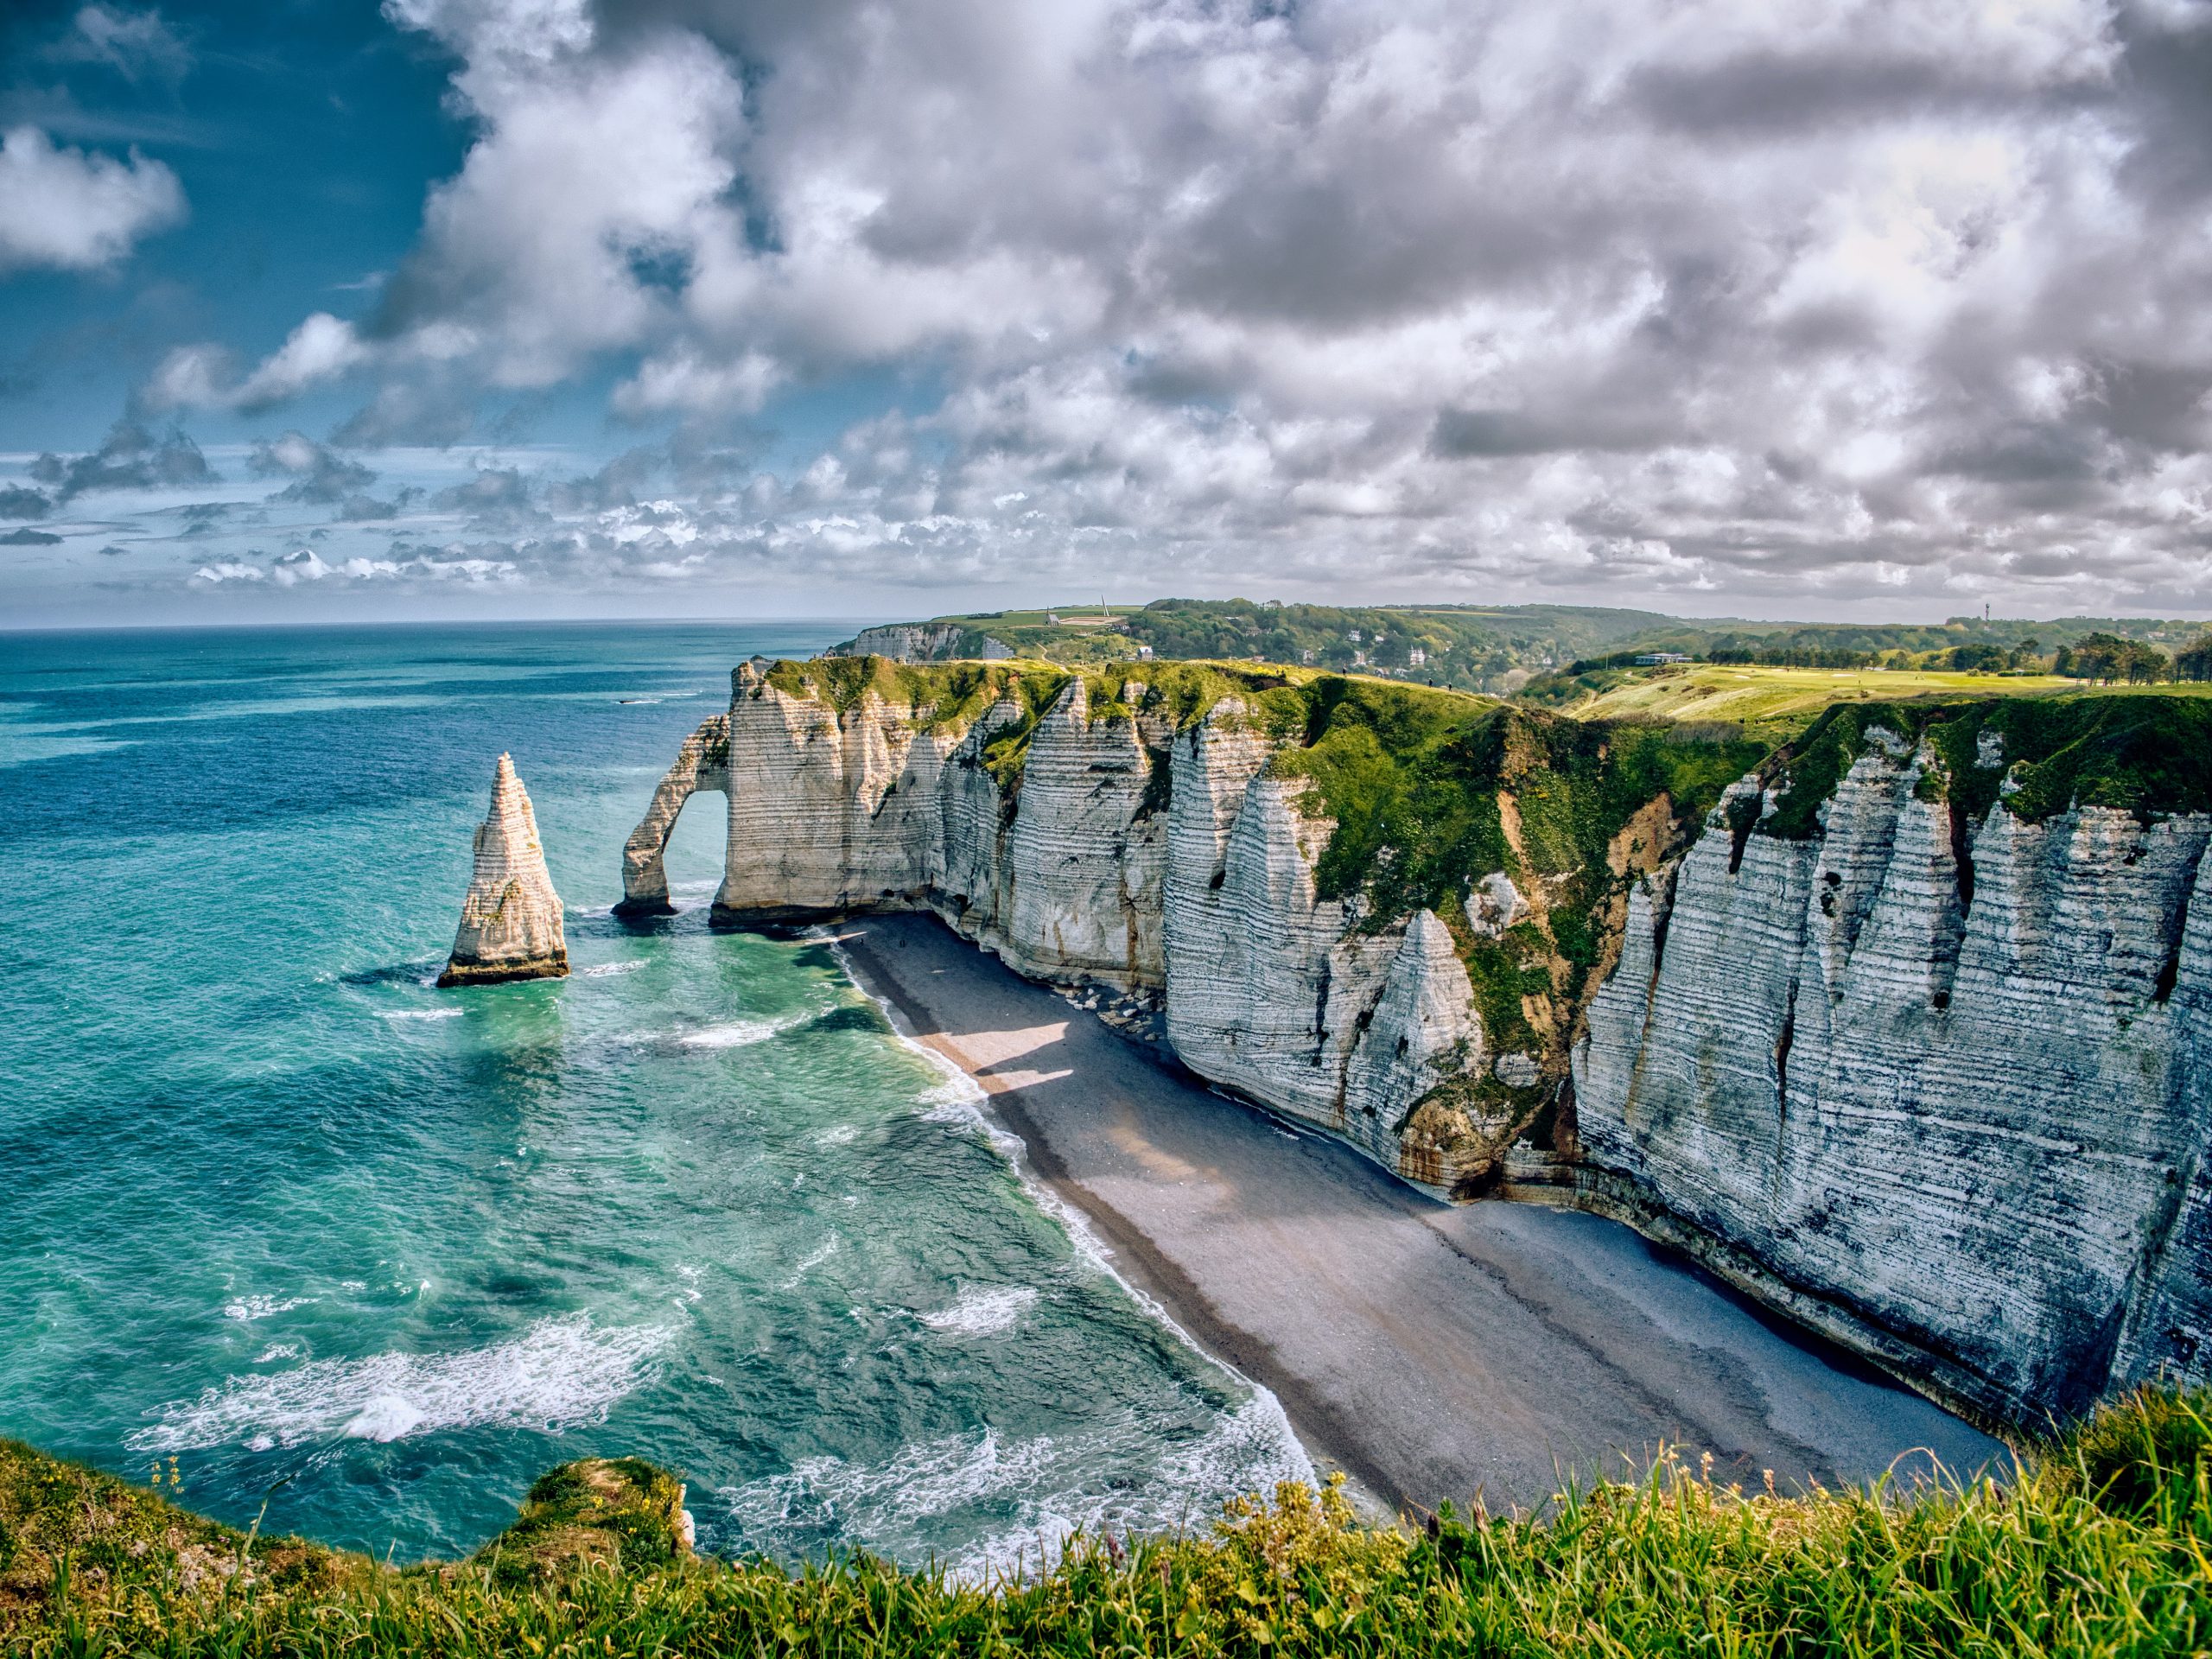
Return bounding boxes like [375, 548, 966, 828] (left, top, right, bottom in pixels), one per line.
[5, 1, 2212, 627]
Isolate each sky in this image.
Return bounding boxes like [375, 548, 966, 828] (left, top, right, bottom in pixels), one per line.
[4, 0, 2212, 628]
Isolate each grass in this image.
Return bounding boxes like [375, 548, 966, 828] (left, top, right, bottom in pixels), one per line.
[1527, 662, 2098, 743]
[1759, 692, 2212, 838]
[3, 1386, 2208, 1655]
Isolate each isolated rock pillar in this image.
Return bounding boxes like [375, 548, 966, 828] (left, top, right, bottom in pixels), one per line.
[438, 753, 569, 987]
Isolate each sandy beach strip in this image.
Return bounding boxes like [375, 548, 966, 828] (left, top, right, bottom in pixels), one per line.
[833, 912, 2005, 1516]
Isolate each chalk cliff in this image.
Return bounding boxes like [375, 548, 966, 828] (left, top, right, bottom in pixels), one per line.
[1573, 705, 2212, 1421]
[441, 753, 569, 987]
[624, 660, 2212, 1423]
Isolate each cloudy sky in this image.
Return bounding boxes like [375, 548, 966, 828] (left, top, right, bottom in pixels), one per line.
[4, 0, 2212, 626]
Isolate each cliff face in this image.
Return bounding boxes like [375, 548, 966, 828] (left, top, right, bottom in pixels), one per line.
[441, 753, 569, 987]
[1573, 724, 2212, 1421]
[626, 661, 2212, 1423]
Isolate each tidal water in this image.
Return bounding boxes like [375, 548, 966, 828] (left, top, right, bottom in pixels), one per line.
[0, 624, 1306, 1572]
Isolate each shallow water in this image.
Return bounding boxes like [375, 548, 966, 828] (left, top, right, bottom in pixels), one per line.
[0, 624, 1306, 1572]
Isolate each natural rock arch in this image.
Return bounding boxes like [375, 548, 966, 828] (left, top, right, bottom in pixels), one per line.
[614, 714, 731, 917]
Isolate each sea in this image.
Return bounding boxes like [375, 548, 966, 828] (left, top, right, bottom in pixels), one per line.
[0, 623, 1309, 1573]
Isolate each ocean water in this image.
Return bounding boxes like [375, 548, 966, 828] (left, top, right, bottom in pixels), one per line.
[0, 624, 1307, 1573]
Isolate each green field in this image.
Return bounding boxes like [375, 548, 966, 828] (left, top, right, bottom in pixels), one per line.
[1530, 661, 2212, 741]
[4, 1386, 2208, 1656]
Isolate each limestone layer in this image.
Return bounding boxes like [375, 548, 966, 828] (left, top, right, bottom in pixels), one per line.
[440, 753, 569, 987]
[1573, 740, 2212, 1421]
[623, 664, 2212, 1423]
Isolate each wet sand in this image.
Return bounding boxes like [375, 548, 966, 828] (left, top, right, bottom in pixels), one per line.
[836, 912, 2006, 1515]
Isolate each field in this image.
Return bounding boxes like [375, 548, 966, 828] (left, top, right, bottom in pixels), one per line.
[3, 1386, 2208, 1656]
[1532, 662, 2212, 741]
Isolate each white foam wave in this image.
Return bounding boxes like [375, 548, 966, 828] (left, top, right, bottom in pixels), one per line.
[582, 960, 648, 978]
[779, 1236, 842, 1291]
[224, 1294, 315, 1321]
[813, 1123, 860, 1146]
[130, 1313, 673, 1452]
[381, 1008, 462, 1021]
[920, 1285, 1038, 1337]
[679, 1013, 804, 1050]
[721, 1396, 1311, 1582]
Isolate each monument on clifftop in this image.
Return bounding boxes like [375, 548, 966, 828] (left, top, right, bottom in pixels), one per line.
[439, 753, 569, 987]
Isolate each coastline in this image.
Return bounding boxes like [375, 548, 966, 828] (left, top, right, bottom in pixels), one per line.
[831, 912, 2007, 1516]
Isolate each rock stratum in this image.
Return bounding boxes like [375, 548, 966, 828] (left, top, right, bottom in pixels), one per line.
[440, 753, 569, 987]
[623, 658, 2212, 1425]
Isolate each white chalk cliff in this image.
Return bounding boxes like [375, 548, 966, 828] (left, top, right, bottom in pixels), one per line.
[624, 664, 2212, 1423]
[440, 753, 569, 987]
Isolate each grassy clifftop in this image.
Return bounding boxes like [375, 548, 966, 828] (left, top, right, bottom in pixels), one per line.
[1762, 692, 2212, 838]
[4, 1387, 2208, 1655]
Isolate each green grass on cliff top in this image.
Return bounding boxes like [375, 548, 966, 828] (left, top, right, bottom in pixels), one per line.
[1525, 659, 2212, 744]
[1760, 691, 2212, 838]
[3, 1386, 2208, 1656]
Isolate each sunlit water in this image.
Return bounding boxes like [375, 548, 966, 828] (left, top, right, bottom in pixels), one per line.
[0, 624, 1306, 1572]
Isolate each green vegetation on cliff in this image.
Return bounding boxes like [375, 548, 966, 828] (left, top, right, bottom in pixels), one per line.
[1762, 693, 2212, 839]
[5, 1387, 2209, 1656]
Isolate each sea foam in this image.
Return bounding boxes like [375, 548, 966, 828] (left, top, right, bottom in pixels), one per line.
[919, 1285, 1039, 1337]
[720, 1395, 1310, 1582]
[130, 1313, 673, 1452]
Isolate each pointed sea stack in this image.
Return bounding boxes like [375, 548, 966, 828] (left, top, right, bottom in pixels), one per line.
[437, 753, 569, 988]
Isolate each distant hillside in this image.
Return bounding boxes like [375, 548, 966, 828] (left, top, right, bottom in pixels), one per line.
[831, 600, 1704, 693]
[830, 601, 2211, 696]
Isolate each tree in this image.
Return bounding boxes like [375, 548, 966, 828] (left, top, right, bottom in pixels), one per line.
[2175, 633, 2212, 683]
[2056, 632, 2168, 683]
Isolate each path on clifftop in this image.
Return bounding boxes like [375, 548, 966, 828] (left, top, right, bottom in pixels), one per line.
[836, 913, 2005, 1515]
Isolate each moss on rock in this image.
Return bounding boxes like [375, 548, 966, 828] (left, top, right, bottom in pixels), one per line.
[478, 1457, 691, 1586]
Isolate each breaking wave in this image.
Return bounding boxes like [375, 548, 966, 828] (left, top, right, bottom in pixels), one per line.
[719, 1395, 1310, 1581]
[919, 1285, 1039, 1338]
[130, 1313, 674, 1452]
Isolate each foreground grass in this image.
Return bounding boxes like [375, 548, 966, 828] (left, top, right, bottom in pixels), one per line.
[4, 1388, 2209, 1656]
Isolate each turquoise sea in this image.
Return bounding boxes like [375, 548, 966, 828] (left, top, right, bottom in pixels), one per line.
[0, 624, 1306, 1573]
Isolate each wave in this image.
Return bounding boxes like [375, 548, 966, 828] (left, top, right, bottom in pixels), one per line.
[677, 1012, 808, 1049]
[224, 1294, 316, 1321]
[380, 1008, 462, 1021]
[919, 1285, 1038, 1338]
[130, 1313, 674, 1453]
[718, 1395, 1310, 1582]
[778, 1236, 842, 1290]
[582, 960, 648, 978]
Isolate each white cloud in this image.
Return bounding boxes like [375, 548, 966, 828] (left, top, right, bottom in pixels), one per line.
[235, 314, 372, 409]
[0, 125, 183, 272]
[122, 0, 2212, 611]
[52, 6, 194, 83]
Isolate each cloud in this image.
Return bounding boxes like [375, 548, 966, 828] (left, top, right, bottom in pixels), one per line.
[0, 124, 185, 273]
[49, 6, 194, 84]
[0, 486, 53, 518]
[0, 527, 64, 546]
[248, 431, 378, 503]
[29, 419, 215, 499]
[144, 315, 372, 413]
[67, 0, 2212, 612]
[192, 542, 523, 586]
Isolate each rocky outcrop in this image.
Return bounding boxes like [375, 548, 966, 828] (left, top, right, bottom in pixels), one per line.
[614, 715, 729, 916]
[1573, 735, 2212, 1421]
[827, 623, 1013, 663]
[626, 664, 2212, 1423]
[440, 753, 569, 987]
